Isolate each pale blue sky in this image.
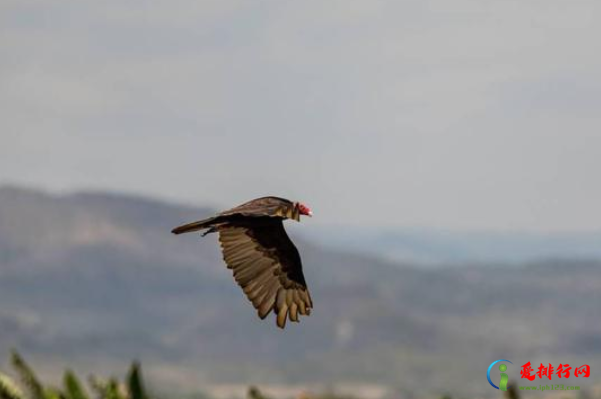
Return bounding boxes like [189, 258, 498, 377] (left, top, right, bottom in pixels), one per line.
[2, 0, 601, 231]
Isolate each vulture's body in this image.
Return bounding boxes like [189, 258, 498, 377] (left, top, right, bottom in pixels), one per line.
[171, 196, 313, 328]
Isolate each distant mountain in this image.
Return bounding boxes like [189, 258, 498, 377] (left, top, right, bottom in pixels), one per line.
[304, 225, 601, 265]
[0, 186, 599, 397]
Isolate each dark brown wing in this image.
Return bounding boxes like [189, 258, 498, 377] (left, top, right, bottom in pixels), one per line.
[172, 197, 299, 235]
[218, 218, 312, 328]
[220, 196, 300, 220]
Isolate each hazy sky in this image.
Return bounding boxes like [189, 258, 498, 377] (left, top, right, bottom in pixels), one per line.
[2, 0, 601, 231]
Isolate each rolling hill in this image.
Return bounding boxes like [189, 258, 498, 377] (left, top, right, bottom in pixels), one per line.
[0, 186, 599, 397]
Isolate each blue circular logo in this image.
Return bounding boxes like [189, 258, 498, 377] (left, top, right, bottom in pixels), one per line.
[487, 359, 513, 389]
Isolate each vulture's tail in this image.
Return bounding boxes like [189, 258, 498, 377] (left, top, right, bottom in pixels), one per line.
[171, 217, 218, 235]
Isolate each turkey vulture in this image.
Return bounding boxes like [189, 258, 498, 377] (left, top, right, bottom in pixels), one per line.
[171, 196, 313, 328]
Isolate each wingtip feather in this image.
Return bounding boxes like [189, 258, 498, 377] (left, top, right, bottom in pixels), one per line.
[277, 304, 288, 328]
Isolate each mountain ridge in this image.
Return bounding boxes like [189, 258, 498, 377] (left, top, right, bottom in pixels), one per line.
[0, 186, 599, 397]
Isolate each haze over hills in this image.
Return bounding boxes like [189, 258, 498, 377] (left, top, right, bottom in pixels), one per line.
[0, 186, 599, 397]
[304, 226, 601, 266]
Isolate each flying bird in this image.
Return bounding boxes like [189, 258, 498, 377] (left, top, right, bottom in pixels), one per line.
[171, 196, 313, 328]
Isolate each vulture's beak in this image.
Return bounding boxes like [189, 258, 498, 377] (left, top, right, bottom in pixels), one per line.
[307, 211, 313, 217]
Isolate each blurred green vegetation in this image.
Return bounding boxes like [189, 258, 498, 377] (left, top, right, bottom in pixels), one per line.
[1, 351, 575, 399]
[0, 351, 147, 399]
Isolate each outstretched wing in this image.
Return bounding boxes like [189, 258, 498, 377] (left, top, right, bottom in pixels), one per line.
[218, 219, 312, 328]
[220, 196, 299, 220]
[172, 197, 299, 235]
